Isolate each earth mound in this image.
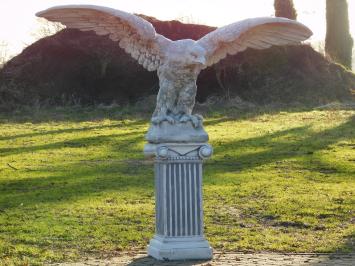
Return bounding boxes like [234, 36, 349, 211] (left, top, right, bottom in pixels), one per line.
[0, 16, 354, 109]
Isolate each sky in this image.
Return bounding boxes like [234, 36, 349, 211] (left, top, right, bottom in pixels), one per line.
[0, 0, 354, 57]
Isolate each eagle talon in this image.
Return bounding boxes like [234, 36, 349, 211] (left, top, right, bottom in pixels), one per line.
[179, 114, 202, 128]
[151, 115, 175, 125]
[36, 6, 312, 134]
[179, 115, 191, 123]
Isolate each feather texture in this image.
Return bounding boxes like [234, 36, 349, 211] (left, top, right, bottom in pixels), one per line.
[36, 5, 171, 72]
[197, 17, 313, 68]
[37, 6, 313, 122]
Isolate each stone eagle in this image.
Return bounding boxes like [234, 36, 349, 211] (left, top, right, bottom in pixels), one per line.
[37, 5, 312, 127]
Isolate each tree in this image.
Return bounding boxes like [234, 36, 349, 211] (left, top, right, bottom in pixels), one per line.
[0, 41, 11, 68]
[325, 0, 353, 69]
[31, 18, 65, 41]
[274, 0, 297, 20]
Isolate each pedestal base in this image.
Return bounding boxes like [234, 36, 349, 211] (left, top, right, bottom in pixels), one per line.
[148, 235, 213, 261]
[144, 140, 213, 261]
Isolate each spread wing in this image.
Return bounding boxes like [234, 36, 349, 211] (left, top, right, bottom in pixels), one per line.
[36, 5, 171, 71]
[197, 17, 313, 68]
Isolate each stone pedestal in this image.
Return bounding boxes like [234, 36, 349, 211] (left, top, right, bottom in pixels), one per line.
[144, 122, 213, 260]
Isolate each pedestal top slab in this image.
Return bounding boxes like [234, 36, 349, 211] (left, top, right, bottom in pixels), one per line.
[144, 142, 212, 159]
[146, 121, 208, 144]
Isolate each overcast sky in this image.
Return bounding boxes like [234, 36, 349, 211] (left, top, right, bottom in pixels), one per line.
[0, 0, 354, 56]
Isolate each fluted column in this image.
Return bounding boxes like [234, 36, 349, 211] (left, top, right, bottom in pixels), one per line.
[144, 143, 213, 260]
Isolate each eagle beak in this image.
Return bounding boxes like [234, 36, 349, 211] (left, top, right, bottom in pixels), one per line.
[196, 57, 206, 65]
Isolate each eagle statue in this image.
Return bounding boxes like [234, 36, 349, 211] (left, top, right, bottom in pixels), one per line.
[37, 5, 312, 128]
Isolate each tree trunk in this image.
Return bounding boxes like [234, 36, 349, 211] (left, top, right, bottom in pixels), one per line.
[325, 0, 353, 69]
[274, 0, 297, 20]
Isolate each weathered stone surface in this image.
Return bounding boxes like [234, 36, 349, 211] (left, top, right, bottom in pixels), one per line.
[33, 5, 317, 262]
[36, 5, 312, 122]
[146, 121, 208, 144]
[145, 143, 213, 260]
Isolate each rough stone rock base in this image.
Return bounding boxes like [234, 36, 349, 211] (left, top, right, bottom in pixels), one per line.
[146, 120, 208, 143]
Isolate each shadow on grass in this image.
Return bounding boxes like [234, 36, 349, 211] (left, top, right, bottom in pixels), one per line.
[308, 233, 355, 265]
[200, 104, 344, 127]
[0, 130, 150, 210]
[0, 106, 151, 123]
[0, 111, 353, 256]
[127, 256, 210, 266]
[337, 232, 355, 254]
[0, 119, 147, 141]
[0, 130, 145, 156]
[206, 116, 354, 176]
[1, 115, 353, 211]
[0, 161, 153, 211]
[0, 104, 337, 124]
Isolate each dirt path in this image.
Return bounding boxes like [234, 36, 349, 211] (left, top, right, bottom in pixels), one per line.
[53, 252, 355, 265]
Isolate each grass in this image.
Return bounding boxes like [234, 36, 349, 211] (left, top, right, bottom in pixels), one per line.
[0, 106, 354, 265]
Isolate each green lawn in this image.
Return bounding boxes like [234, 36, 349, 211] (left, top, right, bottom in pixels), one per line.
[0, 107, 354, 265]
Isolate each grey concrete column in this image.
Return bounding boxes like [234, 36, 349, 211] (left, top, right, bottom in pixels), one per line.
[144, 142, 213, 260]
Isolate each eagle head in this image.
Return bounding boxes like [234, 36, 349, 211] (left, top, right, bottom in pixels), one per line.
[168, 39, 207, 66]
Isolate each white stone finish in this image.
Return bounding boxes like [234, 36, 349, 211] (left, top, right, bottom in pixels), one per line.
[148, 235, 212, 261]
[37, 5, 312, 126]
[144, 143, 212, 158]
[145, 143, 213, 261]
[36, 6, 313, 261]
[146, 120, 208, 144]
